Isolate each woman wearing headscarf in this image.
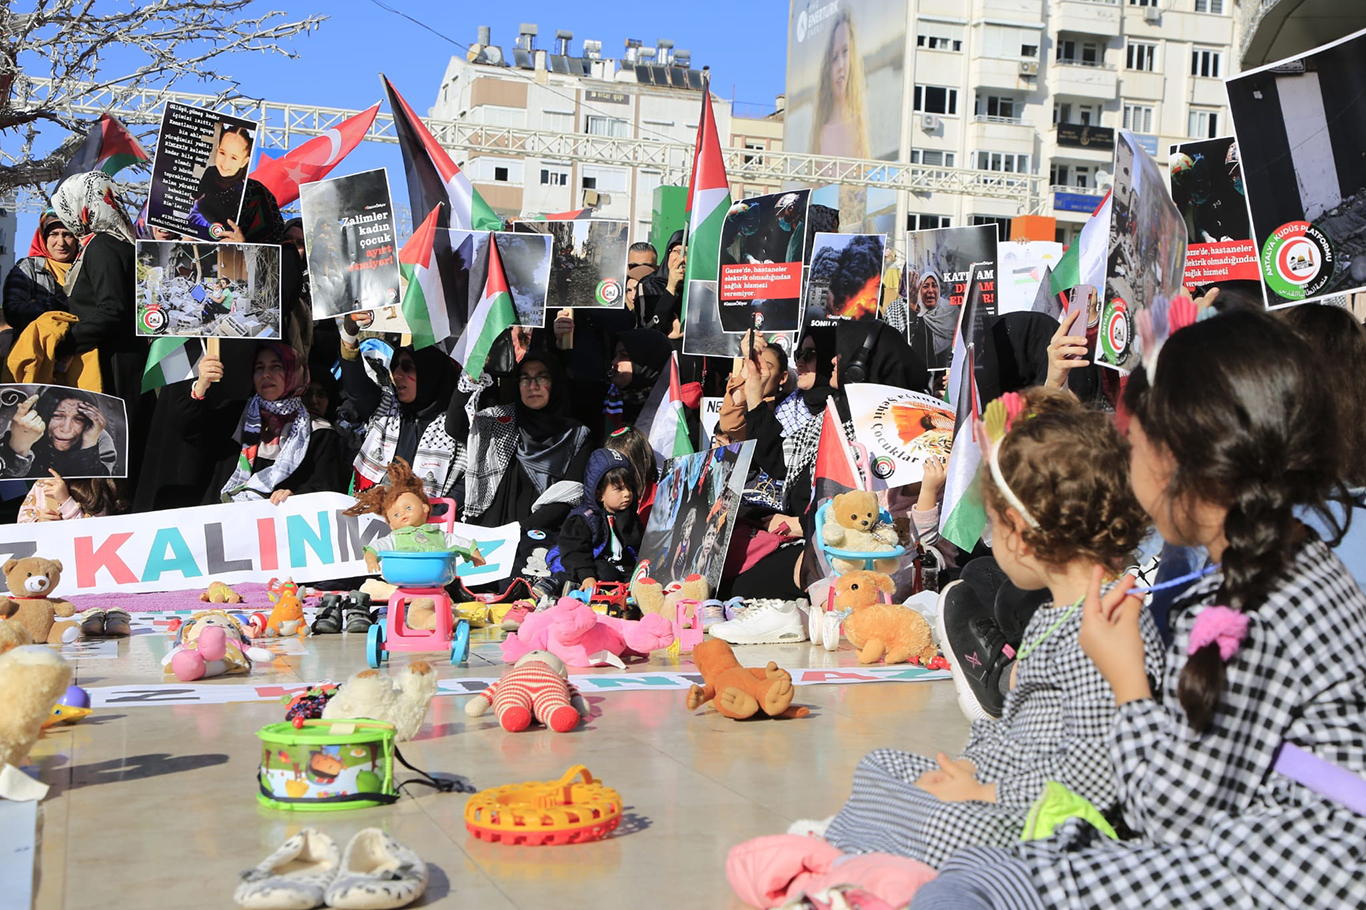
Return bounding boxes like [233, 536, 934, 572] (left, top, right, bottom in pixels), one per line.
[3, 211, 77, 335]
[451, 351, 591, 529]
[635, 230, 685, 334]
[340, 314, 465, 501]
[167, 342, 345, 504]
[49, 172, 140, 403]
[906, 271, 958, 371]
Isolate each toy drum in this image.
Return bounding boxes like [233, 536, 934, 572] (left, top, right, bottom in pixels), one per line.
[256, 719, 397, 811]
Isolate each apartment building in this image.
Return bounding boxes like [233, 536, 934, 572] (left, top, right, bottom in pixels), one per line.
[903, 0, 1241, 243]
[429, 25, 783, 242]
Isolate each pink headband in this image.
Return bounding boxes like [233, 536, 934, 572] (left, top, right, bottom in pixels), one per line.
[1187, 606, 1249, 662]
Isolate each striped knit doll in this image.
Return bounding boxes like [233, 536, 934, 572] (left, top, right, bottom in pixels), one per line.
[464, 650, 590, 733]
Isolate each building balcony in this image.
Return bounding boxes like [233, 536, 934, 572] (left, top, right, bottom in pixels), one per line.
[975, 0, 1045, 20]
[971, 115, 1036, 147]
[1048, 60, 1118, 99]
[970, 56, 1034, 91]
[1053, 0, 1121, 36]
[1189, 77, 1227, 108]
[1120, 70, 1165, 102]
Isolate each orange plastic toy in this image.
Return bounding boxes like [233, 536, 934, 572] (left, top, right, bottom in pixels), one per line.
[464, 765, 622, 846]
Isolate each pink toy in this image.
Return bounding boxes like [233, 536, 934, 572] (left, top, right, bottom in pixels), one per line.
[673, 598, 704, 654]
[727, 835, 936, 909]
[500, 597, 675, 668]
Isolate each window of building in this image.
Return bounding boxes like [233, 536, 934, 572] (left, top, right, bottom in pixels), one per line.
[1128, 0, 1155, 6]
[975, 151, 1031, 173]
[971, 215, 1012, 234]
[494, 166, 509, 182]
[1126, 41, 1156, 71]
[1188, 107, 1220, 138]
[544, 110, 574, 133]
[1056, 39, 1102, 65]
[1053, 102, 1101, 125]
[1123, 104, 1154, 133]
[1195, 0, 1224, 12]
[1050, 163, 1094, 188]
[585, 115, 629, 137]
[916, 34, 962, 51]
[478, 105, 527, 129]
[743, 141, 765, 164]
[908, 213, 952, 231]
[1191, 48, 1222, 78]
[914, 85, 959, 115]
[580, 165, 628, 193]
[1022, 44, 1039, 58]
[540, 169, 567, 186]
[910, 149, 956, 167]
[976, 94, 1021, 119]
[581, 176, 596, 190]
[980, 23, 1038, 59]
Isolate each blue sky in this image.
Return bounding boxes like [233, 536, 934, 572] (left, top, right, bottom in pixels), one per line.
[16, 1, 789, 243]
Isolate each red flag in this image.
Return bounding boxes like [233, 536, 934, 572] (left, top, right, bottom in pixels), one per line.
[810, 404, 863, 502]
[250, 103, 380, 206]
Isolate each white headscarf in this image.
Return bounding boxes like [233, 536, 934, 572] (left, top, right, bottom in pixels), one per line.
[50, 172, 137, 294]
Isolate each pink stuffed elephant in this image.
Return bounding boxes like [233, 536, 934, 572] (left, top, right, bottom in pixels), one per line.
[500, 597, 675, 667]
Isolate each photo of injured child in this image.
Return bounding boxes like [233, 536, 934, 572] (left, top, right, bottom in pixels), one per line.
[135, 240, 282, 339]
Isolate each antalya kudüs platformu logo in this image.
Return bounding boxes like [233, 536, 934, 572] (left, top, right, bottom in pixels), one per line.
[140, 305, 167, 334]
[1100, 296, 1131, 364]
[596, 277, 621, 306]
[1262, 220, 1335, 301]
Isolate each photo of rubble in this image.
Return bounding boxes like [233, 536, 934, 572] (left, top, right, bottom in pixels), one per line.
[134, 240, 281, 338]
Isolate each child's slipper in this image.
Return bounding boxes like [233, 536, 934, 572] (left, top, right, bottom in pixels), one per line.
[342, 597, 374, 633]
[235, 828, 339, 910]
[79, 609, 106, 637]
[722, 597, 747, 622]
[323, 829, 426, 909]
[312, 596, 344, 635]
[103, 610, 132, 637]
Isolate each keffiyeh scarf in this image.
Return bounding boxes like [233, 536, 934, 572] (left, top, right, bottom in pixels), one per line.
[221, 396, 311, 502]
[353, 384, 465, 499]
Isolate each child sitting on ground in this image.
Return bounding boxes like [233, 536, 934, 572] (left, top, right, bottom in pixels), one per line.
[343, 457, 484, 575]
[539, 448, 642, 598]
[790, 390, 1163, 869]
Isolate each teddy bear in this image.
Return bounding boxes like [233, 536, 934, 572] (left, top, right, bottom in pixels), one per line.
[0, 620, 72, 797]
[687, 639, 810, 720]
[834, 572, 938, 666]
[322, 661, 438, 741]
[0, 557, 79, 644]
[465, 650, 590, 732]
[161, 610, 272, 681]
[500, 597, 675, 668]
[821, 491, 901, 574]
[631, 573, 709, 620]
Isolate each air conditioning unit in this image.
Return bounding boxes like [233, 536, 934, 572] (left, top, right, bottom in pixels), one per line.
[920, 113, 940, 131]
[1143, 6, 1160, 23]
[1019, 61, 1038, 76]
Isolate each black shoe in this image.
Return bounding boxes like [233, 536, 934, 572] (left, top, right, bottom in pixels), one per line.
[936, 580, 1014, 721]
[103, 610, 131, 637]
[343, 592, 374, 633]
[312, 594, 343, 634]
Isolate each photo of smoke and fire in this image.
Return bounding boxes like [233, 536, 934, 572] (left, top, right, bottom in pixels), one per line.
[802, 232, 885, 321]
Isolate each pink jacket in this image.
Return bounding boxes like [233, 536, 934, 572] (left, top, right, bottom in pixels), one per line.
[727, 835, 935, 909]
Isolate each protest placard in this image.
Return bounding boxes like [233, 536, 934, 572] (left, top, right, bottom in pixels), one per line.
[0, 385, 128, 480]
[804, 233, 885, 321]
[135, 240, 281, 338]
[1168, 137, 1258, 286]
[515, 220, 630, 311]
[146, 102, 259, 242]
[300, 168, 401, 320]
[718, 190, 811, 333]
[902, 224, 999, 371]
[998, 241, 1064, 315]
[845, 383, 955, 488]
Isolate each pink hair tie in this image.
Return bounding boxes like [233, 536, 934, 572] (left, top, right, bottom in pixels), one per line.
[1188, 606, 1249, 662]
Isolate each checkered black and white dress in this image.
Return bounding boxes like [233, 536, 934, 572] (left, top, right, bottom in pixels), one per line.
[939, 537, 1366, 909]
[825, 587, 1164, 867]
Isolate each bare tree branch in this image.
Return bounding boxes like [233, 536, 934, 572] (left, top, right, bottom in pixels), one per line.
[0, 0, 326, 194]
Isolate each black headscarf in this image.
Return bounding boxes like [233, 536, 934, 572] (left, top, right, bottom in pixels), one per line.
[405, 345, 458, 417]
[636, 231, 685, 330]
[978, 312, 1055, 404]
[798, 319, 839, 411]
[515, 352, 587, 490]
[835, 320, 929, 394]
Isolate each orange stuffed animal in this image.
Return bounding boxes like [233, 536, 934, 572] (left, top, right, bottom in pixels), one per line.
[263, 579, 305, 638]
[686, 639, 809, 720]
[834, 572, 937, 666]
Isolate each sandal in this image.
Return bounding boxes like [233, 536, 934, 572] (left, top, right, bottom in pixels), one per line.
[311, 595, 343, 635]
[343, 592, 374, 633]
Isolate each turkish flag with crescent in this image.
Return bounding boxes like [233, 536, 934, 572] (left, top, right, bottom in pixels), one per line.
[250, 102, 380, 206]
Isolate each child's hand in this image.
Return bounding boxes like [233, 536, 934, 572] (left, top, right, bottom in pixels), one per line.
[916, 753, 995, 803]
[42, 469, 69, 504]
[364, 552, 380, 574]
[1078, 566, 1151, 705]
[916, 456, 947, 511]
[469, 543, 486, 567]
[580, 577, 597, 591]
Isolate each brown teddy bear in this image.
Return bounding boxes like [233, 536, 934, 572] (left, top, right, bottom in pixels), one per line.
[686, 639, 810, 720]
[0, 620, 72, 780]
[631, 573, 709, 619]
[833, 571, 937, 666]
[0, 557, 79, 645]
[821, 491, 901, 574]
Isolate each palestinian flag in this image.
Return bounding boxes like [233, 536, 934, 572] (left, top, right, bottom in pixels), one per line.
[382, 75, 501, 232]
[938, 266, 992, 551]
[639, 351, 696, 470]
[398, 204, 453, 351]
[450, 232, 515, 380]
[680, 80, 730, 319]
[142, 338, 204, 393]
[61, 114, 148, 182]
[1049, 191, 1112, 296]
[251, 102, 379, 207]
[810, 402, 863, 508]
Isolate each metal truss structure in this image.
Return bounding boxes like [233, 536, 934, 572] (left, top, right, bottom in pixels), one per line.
[10, 76, 1047, 214]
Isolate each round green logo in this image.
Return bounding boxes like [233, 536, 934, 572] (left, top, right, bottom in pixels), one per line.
[1261, 221, 1334, 301]
[1100, 297, 1130, 365]
[595, 278, 621, 306]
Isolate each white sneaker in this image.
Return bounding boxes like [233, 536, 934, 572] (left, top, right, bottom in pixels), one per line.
[708, 599, 808, 645]
[787, 815, 835, 838]
[235, 828, 339, 909]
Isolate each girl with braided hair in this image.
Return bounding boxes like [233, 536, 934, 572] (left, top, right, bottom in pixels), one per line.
[914, 309, 1366, 910]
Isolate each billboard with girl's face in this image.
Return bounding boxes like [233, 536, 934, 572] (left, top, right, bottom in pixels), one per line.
[785, 0, 906, 232]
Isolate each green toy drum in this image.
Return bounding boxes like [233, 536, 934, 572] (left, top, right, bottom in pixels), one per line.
[256, 719, 398, 811]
